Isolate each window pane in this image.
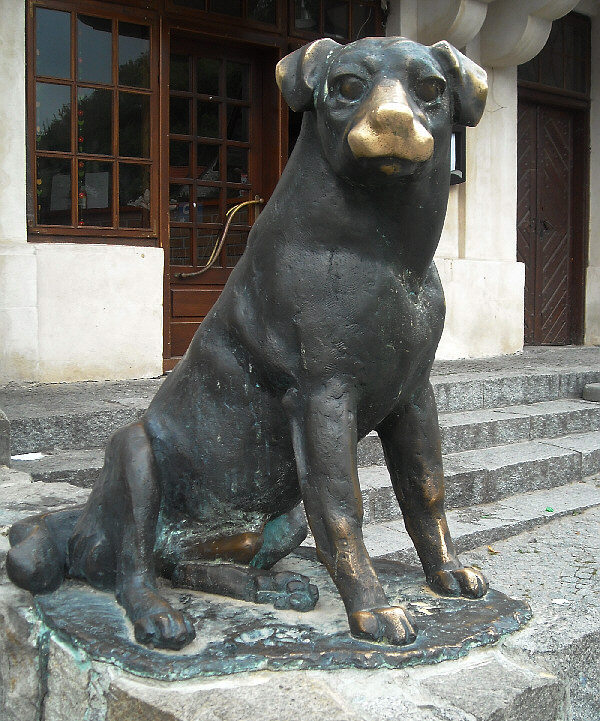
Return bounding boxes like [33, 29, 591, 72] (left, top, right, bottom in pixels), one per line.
[77, 15, 112, 84]
[197, 143, 220, 180]
[226, 62, 249, 100]
[170, 140, 191, 175]
[565, 55, 587, 94]
[197, 229, 220, 266]
[170, 54, 190, 91]
[78, 87, 112, 155]
[352, 2, 376, 40]
[170, 96, 190, 135]
[295, 0, 319, 31]
[540, 52, 564, 89]
[36, 82, 71, 152]
[36, 8, 71, 79]
[196, 185, 220, 223]
[210, 0, 242, 15]
[324, 0, 349, 40]
[169, 184, 191, 222]
[227, 146, 248, 183]
[518, 57, 539, 83]
[173, 0, 206, 7]
[226, 105, 248, 141]
[226, 229, 248, 267]
[170, 227, 192, 265]
[248, 0, 276, 24]
[119, 164, 150, 227]
[197, 58, 220, 95]
[79, 160, 112, 226]
[119, 92, 150, 157]
[198, 101, 220, 138]
[37, 157, 71, 225]
[227, 186, 250, 223]
[119, 22, 150, 88]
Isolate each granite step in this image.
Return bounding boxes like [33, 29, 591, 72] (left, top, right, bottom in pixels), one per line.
[357, 397, 600, 465]
[359, 431, 600, 524]
[3, 364, 600, 455]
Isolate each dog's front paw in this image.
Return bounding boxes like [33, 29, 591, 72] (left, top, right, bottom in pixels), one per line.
[428, 566, 488, 598]
[349, 606, 417, 645]
[133, 609, 196, 650]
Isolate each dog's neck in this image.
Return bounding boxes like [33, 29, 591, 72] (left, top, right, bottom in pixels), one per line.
[271, 112, 450, 282]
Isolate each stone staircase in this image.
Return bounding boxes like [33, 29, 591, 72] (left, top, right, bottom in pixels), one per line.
[1, 346, 600, 720]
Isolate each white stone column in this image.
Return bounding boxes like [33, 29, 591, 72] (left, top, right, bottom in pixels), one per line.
[0, 0, 39, 382]
[585, 8, 600, 344]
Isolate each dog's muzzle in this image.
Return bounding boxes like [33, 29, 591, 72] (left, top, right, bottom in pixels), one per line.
[347, 81, 434, 167]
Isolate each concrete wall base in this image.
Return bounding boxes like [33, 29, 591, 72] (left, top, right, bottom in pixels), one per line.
[436, 258, 525, 359]
[1, 243, 164, 383]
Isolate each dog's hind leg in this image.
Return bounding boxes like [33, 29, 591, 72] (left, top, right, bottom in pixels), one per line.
[377, 381, 488, 599]
[171, 560, 318, 611]
[70, 421, 195, 650]
[250, 503, 308, 570]
[6, 507, 83, 594]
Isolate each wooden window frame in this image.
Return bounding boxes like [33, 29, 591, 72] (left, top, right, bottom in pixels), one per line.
[26, 0, 161, 244]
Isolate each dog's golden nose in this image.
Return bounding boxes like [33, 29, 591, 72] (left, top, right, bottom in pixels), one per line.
[371, 102, 414, 132]
[347, 80, 434, 164]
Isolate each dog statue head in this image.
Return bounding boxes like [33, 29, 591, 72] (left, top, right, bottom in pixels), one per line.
[276, 37, 487, 185]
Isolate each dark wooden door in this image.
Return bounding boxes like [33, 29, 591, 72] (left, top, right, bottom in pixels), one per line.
[164, 36, 279, 365]
[517, 100, 583, 345]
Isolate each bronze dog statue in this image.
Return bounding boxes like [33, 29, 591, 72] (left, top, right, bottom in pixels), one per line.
[7, 37, 488, 650]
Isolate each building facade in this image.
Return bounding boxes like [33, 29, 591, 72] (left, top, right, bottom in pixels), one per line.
[0, 0, 598, 383]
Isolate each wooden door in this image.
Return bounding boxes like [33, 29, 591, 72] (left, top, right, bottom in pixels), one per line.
[164, 37, 279, 365]
[517, 100, 584, 345]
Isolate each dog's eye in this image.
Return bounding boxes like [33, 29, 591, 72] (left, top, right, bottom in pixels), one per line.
[338, 76, 366, 102]
[415, 78, 445, 103]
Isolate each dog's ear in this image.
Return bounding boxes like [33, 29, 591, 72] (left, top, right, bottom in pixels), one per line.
[431, 41, 487, 127]
[276, 39, 341, 112]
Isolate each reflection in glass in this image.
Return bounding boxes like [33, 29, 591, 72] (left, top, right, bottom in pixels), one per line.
[352, 2, 376, 39]
[169, 184, 191, 222]
[77, 15, 112, 84]
[119, 92, 150, 157]
[36, 8, 71, 79]
[170, 227, 192, 265]
[226, 62, 249, 100]
[210, 0, 242, 15]
[295, 0, 319, 30]
[226, 229, 249, 267]
[78, 87, 112, 155]
[197, 230, 220, 266]
[248, 0, 276, 24]
[119, 22, 150, 88]
[36, 82, 71, 152]
[226, 105, 248, 141]
[227, 147, 248, 183]
[196, 185, 220, 223]
[79, 160, 112, 226]
[170, 54, 190, 91]
[119, 164, 150, 227]
[324, 0, 349, 39]
[197, 58, 220, 95]
[170, 97, 190, 135]
[170, 140, 191, 175]
[198, 101, 220, 138]
[173, 0, 206, 7]
[36, 157, 71, 225]
[197, 143, 220, 181]
[227, 187, 250, 223]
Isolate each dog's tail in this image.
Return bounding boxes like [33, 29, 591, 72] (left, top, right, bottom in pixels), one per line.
[6, 507, 83, 594]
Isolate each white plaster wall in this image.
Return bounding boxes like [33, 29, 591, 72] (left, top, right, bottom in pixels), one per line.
[585, 9, 600, 343]
[436, 258, 525, 358]
[34, 244, 164, 382]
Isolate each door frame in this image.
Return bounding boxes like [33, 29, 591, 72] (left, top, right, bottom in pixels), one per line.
[160, 21, 288, 370]
[517, 83, 590, 345]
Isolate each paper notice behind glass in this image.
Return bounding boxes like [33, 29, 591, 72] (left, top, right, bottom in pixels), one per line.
[85, 172, 109, 208]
